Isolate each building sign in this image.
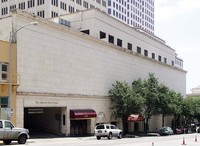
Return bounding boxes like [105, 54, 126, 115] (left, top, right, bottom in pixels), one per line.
[97, 112, 105, 119]
[35, 100, 58, 105]
[24, 98, 66, 107]
[5, 108, 14, 117]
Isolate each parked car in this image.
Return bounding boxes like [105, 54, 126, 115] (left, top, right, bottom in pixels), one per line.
[174, 128, 182, 134]
[94, 124, 122, 140]
[196, 127, 200, 133]
[158, 127, 174, 136]
[0, 119, 29, 145]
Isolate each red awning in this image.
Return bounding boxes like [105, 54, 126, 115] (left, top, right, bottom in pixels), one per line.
[128, 114, 144, 122]
[70, 109, 97, 119]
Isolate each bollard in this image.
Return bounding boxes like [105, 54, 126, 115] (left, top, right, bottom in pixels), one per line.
[195, 135, 198, 142]
[152, 142, 154, 146]
[182, 137, 186, 145]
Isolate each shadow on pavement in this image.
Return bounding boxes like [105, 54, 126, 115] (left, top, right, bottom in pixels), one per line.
[29, 129, 66, 139]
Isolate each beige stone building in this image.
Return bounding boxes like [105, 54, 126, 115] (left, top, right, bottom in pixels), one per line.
[0, 9, 186, 136]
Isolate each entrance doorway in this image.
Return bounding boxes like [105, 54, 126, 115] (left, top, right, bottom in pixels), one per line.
[134, 123, 139, 134]
[24, 107, 63, 138]
[70, 120, 87, 136]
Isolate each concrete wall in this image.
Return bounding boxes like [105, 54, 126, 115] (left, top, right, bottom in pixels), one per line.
[13, 11, 186, 96]
[54, 9, 176, 67]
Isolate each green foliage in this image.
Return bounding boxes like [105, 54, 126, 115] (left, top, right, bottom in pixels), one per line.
[168, 91, 183, 116]
[108, 81, 144, 119]
[108, 81, 144, 134]
[156, 84, 183, 126]
[156, 85, 183, 115]
[182, 96, 200, 123]
[109, 73, 185, 133]
[142, 73, 159, 119]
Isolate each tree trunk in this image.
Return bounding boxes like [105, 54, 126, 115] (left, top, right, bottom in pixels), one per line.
[162, 115, 165, 127]
[144, 118, 149, 135]
[122, 116, 127, 135]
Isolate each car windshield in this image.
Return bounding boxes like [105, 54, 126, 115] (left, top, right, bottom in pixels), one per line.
[96, 125, 105, 129]
[160, 127, 170, 130]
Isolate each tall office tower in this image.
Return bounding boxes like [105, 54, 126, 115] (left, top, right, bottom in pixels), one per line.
[0, 0, 107, 19]
[1, 0, 154, 33]
[108, 0, 154, 34]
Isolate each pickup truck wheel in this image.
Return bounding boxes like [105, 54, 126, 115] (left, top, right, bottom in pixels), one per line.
[18, 135, 27, 144]
[3, 140, 12, 145]
[107, 133, 112, 139]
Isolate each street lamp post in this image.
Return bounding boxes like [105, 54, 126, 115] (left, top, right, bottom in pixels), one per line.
[8, 21, 38, 119]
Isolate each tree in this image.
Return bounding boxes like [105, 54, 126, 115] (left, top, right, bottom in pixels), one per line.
[156, 85, 183, 127]
[183, 96, 200, 124]
[132, 73, 159, 135]
[143, 73, 159, 134]
[156, 84, 170, 127]
[109, 73, 184, 135]
[168, 91, 183, 129]
[108, 81, 144, 134]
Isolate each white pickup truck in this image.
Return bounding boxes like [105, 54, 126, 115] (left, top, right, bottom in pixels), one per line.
[0, 119, 29, 145]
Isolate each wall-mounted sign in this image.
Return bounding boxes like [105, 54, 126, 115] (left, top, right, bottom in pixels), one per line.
[35, 100, 58, 105]
[97, 112, 105, 119]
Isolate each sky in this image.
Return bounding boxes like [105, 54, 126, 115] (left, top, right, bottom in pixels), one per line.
[154, 0, 200, 94]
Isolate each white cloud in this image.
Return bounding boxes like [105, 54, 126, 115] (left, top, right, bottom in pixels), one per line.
[178, 0, 200, 12]
[155, 0, 200, 93]
[155, 0, 200, 21]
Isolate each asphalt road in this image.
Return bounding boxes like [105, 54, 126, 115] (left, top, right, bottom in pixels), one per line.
[1, 133, 200, 146]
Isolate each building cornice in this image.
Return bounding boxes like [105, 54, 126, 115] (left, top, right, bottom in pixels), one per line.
[17, 91, 109, 99]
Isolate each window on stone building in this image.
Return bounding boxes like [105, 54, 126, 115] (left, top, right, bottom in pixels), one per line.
[127, 43, 132, 50]
[28, 0, 35, 8]
[0, 97, 8, 108]
[81, 30, 90, 35]
[83, 1, 89, 8]
[102, 0, 106, 7]
[37, 0, 45, 6]
[117, 38, 122, 47]
[19, 2, 26, 10]
[51, 11, 58, 17]
[96, 0, 101, 4]
[108, 8, 111, 14]
[76, 0, 82, 5]
[144, 49, 148, 57]
[172, 61, 174, 66]
[100, 31, 106, 39]
[108, 35, 114, 44]
[51, 0, 58, 6]
[37, 10, 45, 18]
[1, 7, 8, 15]
[158, 55, 162, 62]
[152, 53, 155, 59]
[108, 0, 111, 6]
[137, 46, 141, 54]
[0, 63, 8, 82]
[164, 57, 167, 64]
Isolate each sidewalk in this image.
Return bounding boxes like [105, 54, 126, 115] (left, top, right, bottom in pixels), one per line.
[0, 136, 96, 145]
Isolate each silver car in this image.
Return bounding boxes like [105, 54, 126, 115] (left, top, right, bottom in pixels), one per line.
[158, 127, 174, 136]
[94, 124, 122, 140]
